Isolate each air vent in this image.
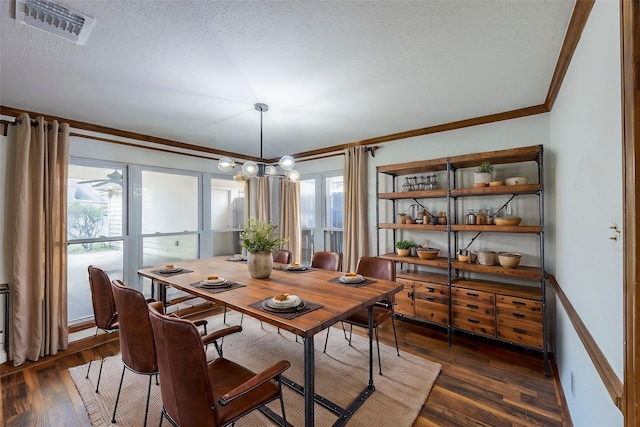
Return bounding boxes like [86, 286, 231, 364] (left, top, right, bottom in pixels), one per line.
[15, 0, 95, 45]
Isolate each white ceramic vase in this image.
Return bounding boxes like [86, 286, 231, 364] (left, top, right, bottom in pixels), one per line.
[247, 251, 273, 279]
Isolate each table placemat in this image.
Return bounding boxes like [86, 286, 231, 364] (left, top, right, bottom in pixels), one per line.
[190, 280, 246, 294]
[328, 277, 377, 288]
[276, 267, 315, 273]
[248, 298, 323, 319]
[225, 258, 247, 263]
[150, 268, 193, 277]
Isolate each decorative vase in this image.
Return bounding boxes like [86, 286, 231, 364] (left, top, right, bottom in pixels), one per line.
[474, 172, 492, 186]
[247, 251, 273, 279]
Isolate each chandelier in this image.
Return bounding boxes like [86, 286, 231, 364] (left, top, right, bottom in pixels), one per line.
[217, 103, 300, 182]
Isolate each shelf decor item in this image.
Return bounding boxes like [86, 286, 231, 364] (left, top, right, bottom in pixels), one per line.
[474, 162, 493, 187]
[395, 240, 413, 257]
[498, 252, 522, 268]
[241, 218, 289, 279]
[416, 247, 439, 260]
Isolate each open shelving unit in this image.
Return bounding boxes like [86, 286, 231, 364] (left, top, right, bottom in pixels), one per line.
[376, 145, 549, 375]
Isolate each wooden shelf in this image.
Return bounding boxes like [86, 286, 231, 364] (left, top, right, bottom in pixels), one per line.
[377, 157, 447, 176]
[450, 224, 541, 233]
[379, 223, 447, 231]
[378, 189, 447, 199]
[379, 253, 449, 269]
[451, 259, 544, 279]
[448, 145, 541, 169]
[450, 184, 540, 197]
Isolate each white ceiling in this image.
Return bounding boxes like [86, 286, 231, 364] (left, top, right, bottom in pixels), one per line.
[0, 0, 574, 160]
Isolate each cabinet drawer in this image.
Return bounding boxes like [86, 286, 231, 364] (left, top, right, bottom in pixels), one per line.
[414, 282, 449, 305]
[497, 318, 543, 348]
[497, 295, 542, 313]
[452, 287, 495, 305]
[395, 278, 415, 317]
[452, 298, 495, 317]
[452, 313, 495, 337]
[497, 305, 542, 323]
[415, 300, 448, 325]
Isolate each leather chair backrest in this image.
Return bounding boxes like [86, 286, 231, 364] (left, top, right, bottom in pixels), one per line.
[273, 250, 292, 264]
[111, 280, 158, 374]
[311, 251, 343, 271]
[87, 265, 118, 330]
[149, 307, 217, 426]
[355, 257, 396, 281]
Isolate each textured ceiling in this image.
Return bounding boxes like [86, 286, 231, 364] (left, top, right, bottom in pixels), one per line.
[0, 1, 574, 160]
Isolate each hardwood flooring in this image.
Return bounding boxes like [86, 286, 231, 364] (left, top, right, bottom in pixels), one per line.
[1, 311, 568, 426]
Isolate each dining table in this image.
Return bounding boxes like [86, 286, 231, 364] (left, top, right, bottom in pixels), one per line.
[138, 255, 403, 427]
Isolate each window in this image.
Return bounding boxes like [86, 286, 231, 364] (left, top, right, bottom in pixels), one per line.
[67, 163, 125, 324]
[211, 178, 245, 256]
[299, 173, 343, 264]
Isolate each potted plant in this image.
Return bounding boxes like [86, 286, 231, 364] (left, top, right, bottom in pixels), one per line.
[395, 240, 413, 257]
[473, 162, 493, 187]
[240, 217, 289, 278]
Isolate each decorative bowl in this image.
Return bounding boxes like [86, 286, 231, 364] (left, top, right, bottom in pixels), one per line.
[505, 176, 529, 186]
[457, 254, 469, 262]
[477, 250, 497, 265]
[489, 181, 504, 187]
[493, 217, 522, 226]
[416, 248, 439, 260]
[498, 252, 522, 268]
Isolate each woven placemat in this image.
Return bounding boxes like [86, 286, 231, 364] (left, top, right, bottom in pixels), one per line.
[248, 299, 323, 319]
[150, 268, 193, 277]
[190, 280, 246, 294]
[328, 277, 377, 288]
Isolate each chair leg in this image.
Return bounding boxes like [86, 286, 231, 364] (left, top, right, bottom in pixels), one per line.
[155, 373, 159, 385]
[143, 374, 153, 427]
[95, 357, 106, 393]
[391, 316, 400, 356]
[323, 328, 330, 353]
[112, 366, 126, 423]
[278, 377, 287, 427]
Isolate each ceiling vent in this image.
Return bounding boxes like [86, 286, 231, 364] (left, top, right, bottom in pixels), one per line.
[15, 0, 95, 45]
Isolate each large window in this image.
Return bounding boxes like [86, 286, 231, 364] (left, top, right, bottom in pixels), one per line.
[210, 178, 245, 256]
[67, 164, 125, 323]
[299, 173, 343, 264]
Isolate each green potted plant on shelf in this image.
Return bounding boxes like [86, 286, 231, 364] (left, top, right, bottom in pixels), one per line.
[473, 162, 493, 187]
[241, 217, 289, 278]
[395, 240, 414, 257]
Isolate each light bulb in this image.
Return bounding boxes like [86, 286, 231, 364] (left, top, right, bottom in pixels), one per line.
[233, 170, 247, 182]
[279, 155, 295, 171]
[217, 157, 236, 172]
[286, 169, 300, 181]
[242, 161, 258, 177]
[265, 165, 277, 176]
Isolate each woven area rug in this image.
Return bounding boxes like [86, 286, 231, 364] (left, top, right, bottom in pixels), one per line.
[69, 313, 441, 426]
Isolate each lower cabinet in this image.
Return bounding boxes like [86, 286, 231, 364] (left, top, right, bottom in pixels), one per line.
[396, 272, 544, 350]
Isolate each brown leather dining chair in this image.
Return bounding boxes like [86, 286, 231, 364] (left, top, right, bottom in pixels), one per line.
[273, 249, 292, 264]
[86, 265, 119, 393]
[148, 306, 291, 427]
[311, 251, 343, 271]
[110, 280, 237, 426]
[324, 256, 400, 375]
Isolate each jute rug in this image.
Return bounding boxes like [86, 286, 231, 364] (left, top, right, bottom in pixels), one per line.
[69, 313, 441, 426]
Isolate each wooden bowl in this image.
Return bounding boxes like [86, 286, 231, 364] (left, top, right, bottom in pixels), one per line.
[498, 252, 522, 268]
[493, 217, 522, 226]
[416, 248, 439, 260]
[489, 181, 503, 187]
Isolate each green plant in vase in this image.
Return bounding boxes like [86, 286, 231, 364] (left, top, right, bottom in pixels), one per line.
[395, 240, 413, 257]
[241, 217, 289, 278]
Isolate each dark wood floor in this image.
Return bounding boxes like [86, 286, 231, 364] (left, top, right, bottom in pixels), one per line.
[1, 311, 568, 427]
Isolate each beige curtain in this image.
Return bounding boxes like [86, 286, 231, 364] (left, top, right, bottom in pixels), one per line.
[11, 113, 69, 366]
[343, 146, 369, 272]
[279, 179, 301, 263]
[256, 176, 270, 223]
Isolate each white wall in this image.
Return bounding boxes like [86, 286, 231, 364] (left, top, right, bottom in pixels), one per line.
[548, 1, 623, 426]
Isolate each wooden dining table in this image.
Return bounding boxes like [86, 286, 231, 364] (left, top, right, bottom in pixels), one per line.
[138, 256, 403, 427]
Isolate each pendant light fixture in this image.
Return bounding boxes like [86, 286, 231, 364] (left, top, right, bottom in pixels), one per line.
[218, 103, 299, 181]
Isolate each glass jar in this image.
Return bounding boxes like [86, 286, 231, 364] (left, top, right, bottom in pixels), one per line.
[486, 208, 494, 225]
[466, 210, 476, 225]
[476, 209, 487, 225]
[402, 177, 410, 192]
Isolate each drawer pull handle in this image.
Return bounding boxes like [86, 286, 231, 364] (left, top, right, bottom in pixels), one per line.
[467, 318, 479, 324]
[467, 292, 479, 297]
[466, 304, 479, 309]
[513, 327, 527, 334]
[513, 313, 525, 318]
[427, 287, 436, 292]
[512, 301, 526, 306]
[425, 296, 435, 301]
